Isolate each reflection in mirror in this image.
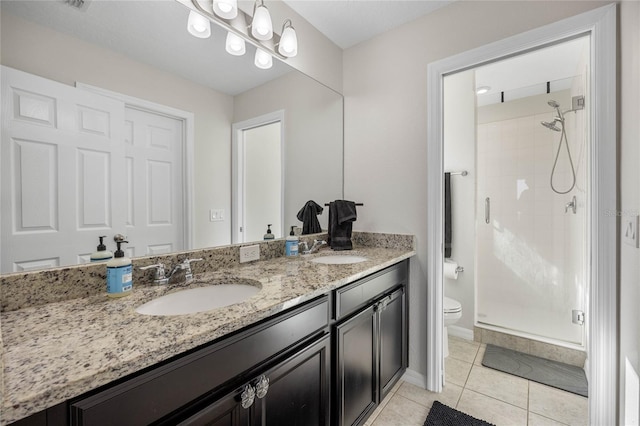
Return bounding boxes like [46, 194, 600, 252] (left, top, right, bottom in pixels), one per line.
[0, 0, 343, 274]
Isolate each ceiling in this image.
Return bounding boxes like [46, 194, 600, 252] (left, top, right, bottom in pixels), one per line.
[282, 0, 454, 49]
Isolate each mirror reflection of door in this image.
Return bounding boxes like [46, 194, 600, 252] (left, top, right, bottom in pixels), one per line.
[233, 111, 283, 243]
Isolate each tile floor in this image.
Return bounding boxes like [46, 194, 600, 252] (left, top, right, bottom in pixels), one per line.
[365, 336, 588, 426]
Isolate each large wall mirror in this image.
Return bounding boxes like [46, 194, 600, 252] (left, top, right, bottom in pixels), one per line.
[0, 0, 343, 274]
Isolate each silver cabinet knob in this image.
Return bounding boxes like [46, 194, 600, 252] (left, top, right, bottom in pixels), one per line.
[240, 384, 255, 409]
[255, 375, 269, 399]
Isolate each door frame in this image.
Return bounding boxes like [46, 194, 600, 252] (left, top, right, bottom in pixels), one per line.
[425, 4, 616, 424]
[76, 83, 195, 250]
[231, 110, 285, 244]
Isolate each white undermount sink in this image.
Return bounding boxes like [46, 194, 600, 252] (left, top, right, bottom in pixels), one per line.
[136, 279, 261, 316]
[310, 255, 368, 265]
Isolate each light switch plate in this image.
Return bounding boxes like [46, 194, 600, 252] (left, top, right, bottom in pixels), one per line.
[623, 215, 639, 248]
[209, 209, 224, 222]
[240, 244, 260, 263]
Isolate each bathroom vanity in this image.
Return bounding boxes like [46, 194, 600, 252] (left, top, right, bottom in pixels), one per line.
[1, 234, 414, 426]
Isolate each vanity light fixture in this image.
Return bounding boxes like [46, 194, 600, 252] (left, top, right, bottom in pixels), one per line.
[251, 0, 273, 41]
[225, 31, 246, 56]
[254, 48, 273, 69]
[212, 0, 237, 19]
[278, 20, 298, 58]
[187, 10, 211, 39]
[476, 86, 491, 95]
[186, 0, 296, 69]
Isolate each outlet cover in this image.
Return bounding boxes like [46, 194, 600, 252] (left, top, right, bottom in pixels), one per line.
[240, 244, 260, 263]
[623, 215, 639, 248]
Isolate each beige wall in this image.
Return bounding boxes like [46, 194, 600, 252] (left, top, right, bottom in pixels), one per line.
[1, 12, 235, 249]
[619, 1, 640, 423]
[343, 0, 612, 384]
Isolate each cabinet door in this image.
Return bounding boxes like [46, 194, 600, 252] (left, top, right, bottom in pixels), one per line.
[378, 287, 407, 399]
[255, 333, 331, 426]
[335, 306, 377, 426]
[178, 389, 251, 426]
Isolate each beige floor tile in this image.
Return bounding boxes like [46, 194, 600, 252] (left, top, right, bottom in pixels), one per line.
[528, 412, 569, 426]
[529, 382, 588, 426]
[448, 336, 480, 363]
[445, 356, 472, 387]
[474, 344, 487, 365]
[457, 389, 528, 426]
[364, 390, 395, 426]
[395, 381, 462, 410]
[465, 365, 529, 408]
[371, 394, 430, 426]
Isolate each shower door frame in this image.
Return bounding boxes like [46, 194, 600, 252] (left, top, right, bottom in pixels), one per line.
[426, 4, 616, 425]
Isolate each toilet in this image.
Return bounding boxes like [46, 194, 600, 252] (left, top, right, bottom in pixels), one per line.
[443, 296, 462, 358]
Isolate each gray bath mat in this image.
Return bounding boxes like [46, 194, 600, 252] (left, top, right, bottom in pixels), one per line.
[424, 401, 495, 426]
[482, 344, 588, 397]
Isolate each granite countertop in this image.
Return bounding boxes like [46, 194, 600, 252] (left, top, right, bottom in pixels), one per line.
[1, 246, 414, 424]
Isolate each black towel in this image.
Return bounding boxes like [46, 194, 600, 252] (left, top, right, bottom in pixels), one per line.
[328, 200, 357, 250]
[444, 172, 452, 258]
[296, 200, 324, 235]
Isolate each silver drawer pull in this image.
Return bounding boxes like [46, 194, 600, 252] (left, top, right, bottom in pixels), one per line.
[240, 384, 255, 409]
[485, 197, 490, 224]
[255, 375, 269, 399]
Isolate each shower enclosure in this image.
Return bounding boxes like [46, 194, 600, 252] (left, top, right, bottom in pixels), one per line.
[474, 38, 589, 349]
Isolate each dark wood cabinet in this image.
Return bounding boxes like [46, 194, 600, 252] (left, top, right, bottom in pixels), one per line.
[178, 333, 331, 426]
[334, 262, 408, 426]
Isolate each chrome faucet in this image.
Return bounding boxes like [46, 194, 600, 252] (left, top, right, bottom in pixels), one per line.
[299, 239, 327, 255]
[565, 195, 577, 214]
[139, 258, 203, 285]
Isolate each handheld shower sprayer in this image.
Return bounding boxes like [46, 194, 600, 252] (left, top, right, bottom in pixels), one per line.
[540, 100, 577, 195]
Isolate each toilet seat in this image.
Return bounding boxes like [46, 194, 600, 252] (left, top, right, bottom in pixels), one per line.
[444, 296, 462, 314]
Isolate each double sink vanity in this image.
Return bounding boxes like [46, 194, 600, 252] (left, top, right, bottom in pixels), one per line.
[1, 232, 415, 426]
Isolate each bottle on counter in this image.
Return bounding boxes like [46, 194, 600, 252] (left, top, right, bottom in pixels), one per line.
[285, 226, 299, 257]
[107, 240, 133, 298]
[264, 224, 275, 240]
[90, 235, 113, 262]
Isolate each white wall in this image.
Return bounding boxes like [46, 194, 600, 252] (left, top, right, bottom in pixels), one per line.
[443, 70, 476, 333]
[1, 12, 235, 250]
[343, 0, 612, 383]
[619, 1, 640, 423]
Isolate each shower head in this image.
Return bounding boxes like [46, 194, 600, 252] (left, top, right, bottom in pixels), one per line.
[541, 120, 562, 132]
[547, 100, 561, 108]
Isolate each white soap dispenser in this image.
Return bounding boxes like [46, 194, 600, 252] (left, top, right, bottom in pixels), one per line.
[107, 240, 133, 298]
[90, 236, 113, 262]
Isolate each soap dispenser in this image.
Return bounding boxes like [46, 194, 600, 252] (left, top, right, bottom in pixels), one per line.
[106, 240, 133, 298]
[285, 226, 299, 257]
[90, 236, 113, 262]
[264, 224, 275, 240]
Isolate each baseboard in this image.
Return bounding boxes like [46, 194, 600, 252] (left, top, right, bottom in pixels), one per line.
[401, 368, 427, 389]
[448, 325, 474, 341]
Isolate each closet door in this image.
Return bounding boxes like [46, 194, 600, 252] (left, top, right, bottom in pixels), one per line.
[1, 66, 125, 272]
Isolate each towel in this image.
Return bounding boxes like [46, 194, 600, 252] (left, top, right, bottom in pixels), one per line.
[328, 200, 357, 250]
[296, 200, 324, 234]
[444, 172, 452, 258]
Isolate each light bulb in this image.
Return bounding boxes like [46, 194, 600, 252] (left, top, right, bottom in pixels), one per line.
[226, 32, 246, 56]
[278, 21, 297, 57]
[254, 49, 273, 69]
[187, 10, 211, 39]
[476, 86, 491, 95]
[251, 2, 273, 41]
[213, 0, 238, 20]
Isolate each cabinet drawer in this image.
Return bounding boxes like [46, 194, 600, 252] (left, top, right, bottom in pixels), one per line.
[70, 296, 329, 426]
[334, 261, 407, 320]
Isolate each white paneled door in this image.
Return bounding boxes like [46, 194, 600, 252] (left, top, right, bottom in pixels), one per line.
[1, 67, 184, 273]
